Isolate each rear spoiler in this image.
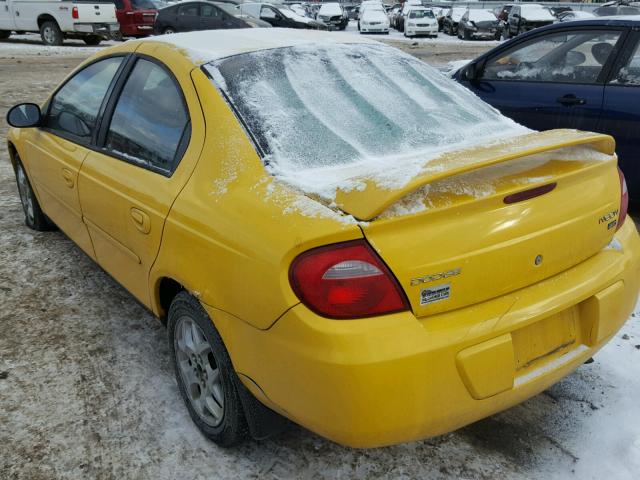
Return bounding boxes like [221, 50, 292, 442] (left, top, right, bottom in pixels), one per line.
[335, 129, 615, 221]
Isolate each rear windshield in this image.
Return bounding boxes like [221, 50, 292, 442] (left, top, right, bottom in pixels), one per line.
[205, 44, 526, 175]
[131, 0, 157, 9]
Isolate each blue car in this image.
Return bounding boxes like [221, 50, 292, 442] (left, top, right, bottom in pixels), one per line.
[454, 17, 640, 200]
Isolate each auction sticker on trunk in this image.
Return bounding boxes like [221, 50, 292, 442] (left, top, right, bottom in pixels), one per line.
[420, 284, 451, 305]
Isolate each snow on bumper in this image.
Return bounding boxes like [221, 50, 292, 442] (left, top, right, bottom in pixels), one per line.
[405, 24, 438, 36]
[212, 221, 640, 448]
[360, 23, 389, 33]
[73, 22, 120, 35]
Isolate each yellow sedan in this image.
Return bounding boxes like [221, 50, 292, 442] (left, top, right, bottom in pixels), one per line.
[6, 29, 639, 448]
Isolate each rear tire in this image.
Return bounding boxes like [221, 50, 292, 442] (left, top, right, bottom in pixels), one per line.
[163, 27, 176, 34]
[83, 35, 102, 46]
[14, 160, 56, 231]
[168, 292, 248, 447]
[40, 20, 63, 46]
[0, 30, 10, 40]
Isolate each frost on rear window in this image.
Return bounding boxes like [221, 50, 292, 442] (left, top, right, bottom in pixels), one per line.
[204, 44, 528, 199]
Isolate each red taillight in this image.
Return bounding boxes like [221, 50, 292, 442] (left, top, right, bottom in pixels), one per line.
[72, 6, 79, 19]
[617, 167, 628, 231]
[289, 240, 409, 319]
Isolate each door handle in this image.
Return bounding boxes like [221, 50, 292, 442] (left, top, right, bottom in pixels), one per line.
[556, 95, 586, 106]
[61, 168, 74, 188]
[130, 207, 151, 234]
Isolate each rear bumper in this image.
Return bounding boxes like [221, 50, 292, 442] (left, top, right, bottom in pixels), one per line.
[72, 22, 120, 37]
[213, 221, 640, 448]
[120, 23, 154, 36]
[360, 25, 389, 33]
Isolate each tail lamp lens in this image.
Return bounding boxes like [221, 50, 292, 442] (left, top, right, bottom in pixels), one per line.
[72, 6, 79, 19]
[289, 240, 409, 319]
[618, 167, 628, 231]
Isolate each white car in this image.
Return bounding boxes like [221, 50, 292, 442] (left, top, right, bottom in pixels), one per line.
[357, 0, 384, 20]
[404, 6, 438, 38]
[359, 4, 389, 34]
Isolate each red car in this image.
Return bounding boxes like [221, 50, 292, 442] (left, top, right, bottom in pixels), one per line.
[115, 0, 158, 38]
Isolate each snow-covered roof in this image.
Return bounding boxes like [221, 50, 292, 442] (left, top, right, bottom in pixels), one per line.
[146, 28, 379, 65]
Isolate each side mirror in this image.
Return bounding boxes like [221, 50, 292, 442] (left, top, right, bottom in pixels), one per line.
[7, 103, 41, 128]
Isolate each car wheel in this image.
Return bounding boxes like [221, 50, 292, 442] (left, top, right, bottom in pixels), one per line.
[0, 30, 10, 40]
[168, 291, 248, 447]
[40, 20, 63, 46]
[457, 28, 462, 39]
[14, 160, 56, 231]
[163, 27, 176, 35]
[83, 35, 102, 46]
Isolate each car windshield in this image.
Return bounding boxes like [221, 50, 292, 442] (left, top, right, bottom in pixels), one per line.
[131, 0, 157, 9]
[409, 10, 434, 19]
[280, 7, 305, 20]
[318, 3, 342, 15]
[205, 44, 526, 179]
[469, 10, 496, 22]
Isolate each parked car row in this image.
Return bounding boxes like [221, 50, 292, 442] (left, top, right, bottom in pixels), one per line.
[0, 0, 352, 45]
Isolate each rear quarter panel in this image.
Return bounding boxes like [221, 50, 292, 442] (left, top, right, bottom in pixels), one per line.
[149, 66, 362, 329]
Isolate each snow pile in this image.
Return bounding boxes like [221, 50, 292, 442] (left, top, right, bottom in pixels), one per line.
[206, 43, 530, 203]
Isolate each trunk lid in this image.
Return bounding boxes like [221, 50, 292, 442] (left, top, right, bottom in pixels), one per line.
[334, 130, 621, 318]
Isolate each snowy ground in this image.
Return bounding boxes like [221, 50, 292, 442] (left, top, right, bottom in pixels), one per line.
[1, 32, 640, 480]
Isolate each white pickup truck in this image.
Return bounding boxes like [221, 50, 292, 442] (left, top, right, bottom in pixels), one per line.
[0, 0, 119, 45]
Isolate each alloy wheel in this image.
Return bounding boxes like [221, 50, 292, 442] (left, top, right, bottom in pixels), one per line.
[174, 316, 225, 427]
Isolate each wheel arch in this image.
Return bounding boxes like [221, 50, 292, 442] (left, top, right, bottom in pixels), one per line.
[37, 14, 59, 30]
[7, 141, 18, 173]
[155, 276, 185, 324]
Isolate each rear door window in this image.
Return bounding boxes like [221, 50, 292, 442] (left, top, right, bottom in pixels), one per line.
[46, 57, 123, 142]
[104, 58, 190, 174]
[611, 38, 640, 86]
[178, 3, 199, 16]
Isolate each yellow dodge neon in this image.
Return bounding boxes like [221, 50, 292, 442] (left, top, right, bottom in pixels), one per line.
[6, 29, 640, 448]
